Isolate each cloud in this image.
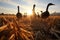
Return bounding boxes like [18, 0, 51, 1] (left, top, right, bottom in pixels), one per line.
[0, 0, 60, 14]
[0, 0, 47, 14]
[0, 6, 17, 14]
[0, 0, 32, 11]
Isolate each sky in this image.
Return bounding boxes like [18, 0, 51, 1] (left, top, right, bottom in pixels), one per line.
[0, 0, 60, 15]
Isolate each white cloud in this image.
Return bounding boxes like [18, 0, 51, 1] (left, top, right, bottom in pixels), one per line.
[0, 0, 60, 14]
[0, 0, 47, 14]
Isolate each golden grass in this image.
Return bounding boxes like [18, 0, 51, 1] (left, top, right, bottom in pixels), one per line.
[0, 15, 60, 40]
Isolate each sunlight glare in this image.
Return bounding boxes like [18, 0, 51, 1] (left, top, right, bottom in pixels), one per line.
[27, 10, 32, 16]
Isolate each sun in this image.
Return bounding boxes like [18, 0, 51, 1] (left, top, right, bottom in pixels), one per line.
[27, 10, 32, 16]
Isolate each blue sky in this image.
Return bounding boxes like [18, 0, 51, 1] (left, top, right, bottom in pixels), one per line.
[0, 0, 60, 14]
